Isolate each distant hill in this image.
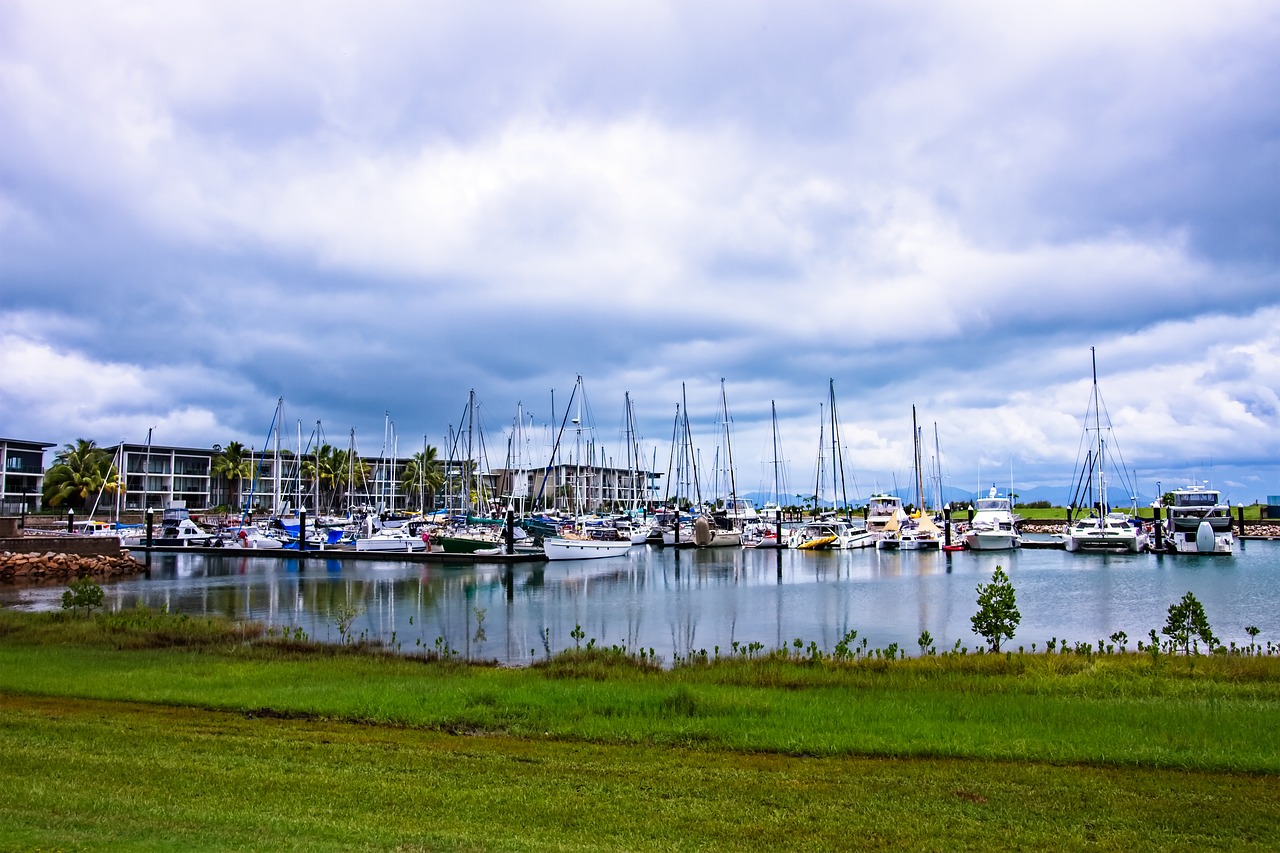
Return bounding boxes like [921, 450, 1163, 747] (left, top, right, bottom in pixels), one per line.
[735, 483, 1155, 510]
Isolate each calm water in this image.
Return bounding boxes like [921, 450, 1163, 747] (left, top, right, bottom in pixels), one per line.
[5, 542, 1278, 664]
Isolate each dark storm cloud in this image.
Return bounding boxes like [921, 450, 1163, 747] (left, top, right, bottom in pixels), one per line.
[2, 0, 1279, 499]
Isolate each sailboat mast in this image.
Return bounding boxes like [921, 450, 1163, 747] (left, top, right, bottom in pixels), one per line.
[829, 379, 850, 521]
[272, 399, 281, 516]
[681, 383, 701, 509]
[912, 405, 924, 512]
[770, 400, 782, 510]
[1092, 346, 1105, 524]
[294, 419, 302, 512]
[814, 403, 825, 517]
[465, 391, 475, 516]
[721, 379, 738, 520]
[314, 420, 321, 515]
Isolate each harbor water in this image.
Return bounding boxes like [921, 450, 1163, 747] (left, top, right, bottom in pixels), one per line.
[4, 542, 1278, 664]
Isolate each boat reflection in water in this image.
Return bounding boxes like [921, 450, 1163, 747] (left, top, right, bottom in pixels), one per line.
[3, 543, 1277, 666]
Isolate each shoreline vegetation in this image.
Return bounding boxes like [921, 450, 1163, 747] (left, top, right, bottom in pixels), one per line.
[1, 608, 1278, 850]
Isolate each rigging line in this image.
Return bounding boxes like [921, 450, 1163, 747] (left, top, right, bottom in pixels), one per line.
[532, 376, 580, 508]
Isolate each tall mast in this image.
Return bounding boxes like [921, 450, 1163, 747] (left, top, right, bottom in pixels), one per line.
[272, 398, 282, 516]
[681, 383, 701, 509]
[721, 379, 738, 520]
[814, 402, 825, 517]
[1092, 346, 1104, 525]
[770, 400, 783, 509]
[663, 406, 680, 507]
[466, 391, 475, 516]
[314, 420, 321, 514]
[912, 404, 924, 512]
[829, 379, 850, 521]
[348, 428, 355, 515]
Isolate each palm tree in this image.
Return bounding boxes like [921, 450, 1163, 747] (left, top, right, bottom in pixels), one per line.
[43, 439, 119, 509]
[316, 447, 370, 512]
[212, 441, 253, 512]
[400, 446, 444, 511]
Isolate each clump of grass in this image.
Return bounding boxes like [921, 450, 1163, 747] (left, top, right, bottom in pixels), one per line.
[534, 644, 661, 680]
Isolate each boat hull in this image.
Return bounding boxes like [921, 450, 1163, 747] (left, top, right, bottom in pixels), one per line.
[1165, 522, 1234, 555]
[355, 536, 427, 552]
[963, 532, 1021, 551]
[435, 536, 501, 554]
[543, 538, 633, 561]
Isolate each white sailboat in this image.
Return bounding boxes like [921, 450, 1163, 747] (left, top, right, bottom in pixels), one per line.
[744, 400, 788, 549]
[1065, 348, 1145, 554]
[877, 406, 941, 551]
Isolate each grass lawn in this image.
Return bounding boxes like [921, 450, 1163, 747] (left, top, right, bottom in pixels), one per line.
[1, 610, 1278, 850]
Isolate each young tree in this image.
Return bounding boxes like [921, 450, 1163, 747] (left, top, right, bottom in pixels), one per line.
[971, 565, 1021, 652]
[61, 577, 104, 617]
[1162, 591, 1218, 654]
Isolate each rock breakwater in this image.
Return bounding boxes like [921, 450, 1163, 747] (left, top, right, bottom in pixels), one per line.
[1, 550, 145, 581]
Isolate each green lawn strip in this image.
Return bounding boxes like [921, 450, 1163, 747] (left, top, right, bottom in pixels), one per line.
[1, 694, 1276, 852]
[1, 637, 1278, 773]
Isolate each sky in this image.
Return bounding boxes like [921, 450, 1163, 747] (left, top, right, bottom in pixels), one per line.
[2, 0, 1279, 506]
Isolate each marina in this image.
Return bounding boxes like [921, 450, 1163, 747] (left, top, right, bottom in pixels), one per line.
[5, 539, 1277, 666]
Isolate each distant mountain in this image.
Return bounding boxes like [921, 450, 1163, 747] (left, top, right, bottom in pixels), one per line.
[735, 483, 1154, 509]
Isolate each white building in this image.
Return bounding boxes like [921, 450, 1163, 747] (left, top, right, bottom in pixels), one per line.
[0, 438, 54, 514]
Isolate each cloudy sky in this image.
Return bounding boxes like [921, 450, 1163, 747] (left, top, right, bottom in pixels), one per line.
[3, 0, 1279, 504]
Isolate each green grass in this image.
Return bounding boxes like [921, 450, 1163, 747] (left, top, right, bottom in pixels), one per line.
[2, 609, 1280, 850]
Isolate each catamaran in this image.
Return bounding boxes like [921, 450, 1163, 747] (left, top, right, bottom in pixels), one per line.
[1065, 348, 1145, 554]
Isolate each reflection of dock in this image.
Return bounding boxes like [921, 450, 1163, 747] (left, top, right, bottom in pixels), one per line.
[126, 545, 547, 564]
[1019, 533, 1067, 549]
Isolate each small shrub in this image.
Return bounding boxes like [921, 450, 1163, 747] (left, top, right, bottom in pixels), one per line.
[971, 566, 1020, 653]
[61, 578, 104, 617]
[333, 603, 363, 645]
[1162, 591, 1218, 655]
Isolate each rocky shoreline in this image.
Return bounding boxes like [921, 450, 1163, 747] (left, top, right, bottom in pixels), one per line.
[1, 550, 146, 582]
[1017, 520, 1280, 538]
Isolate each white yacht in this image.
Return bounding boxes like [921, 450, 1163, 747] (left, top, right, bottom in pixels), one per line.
[865, 493, 909, 540]
[542, 532, 632, 558]
[354, 527, 428, 552]
[787, 519, 875, 550]
[121, 516, 216, 548]
[963, 488, 1021, 551]
[1161, 487, 1234, 555]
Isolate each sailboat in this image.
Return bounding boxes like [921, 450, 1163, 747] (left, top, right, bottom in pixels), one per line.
[744, 400, 788, 549]
[789, 381, 874, 549]
[877, 405, 941, 551]
[660, 382, 741, 548]
[1065, 348, 1145, 553]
